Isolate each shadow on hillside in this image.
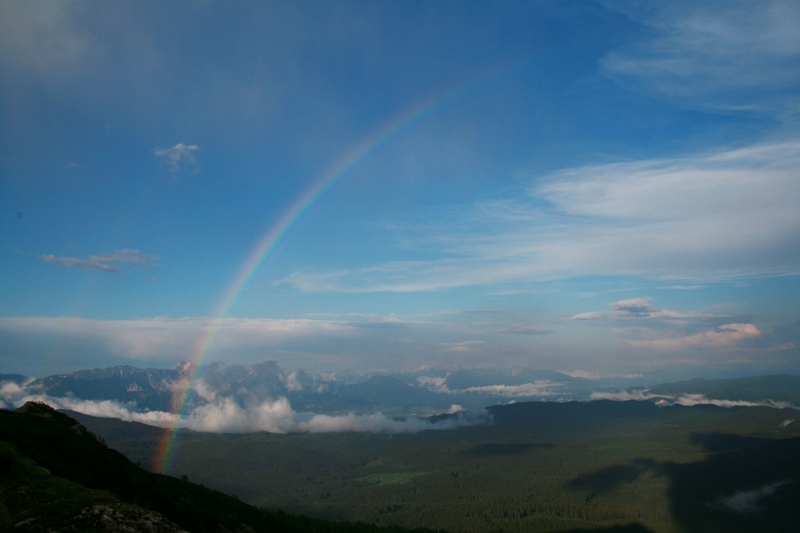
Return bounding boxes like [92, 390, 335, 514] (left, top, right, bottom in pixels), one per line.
[689, 432, 769, 452]
[564, 433, 800, 533]
[566, 458, 663, 495]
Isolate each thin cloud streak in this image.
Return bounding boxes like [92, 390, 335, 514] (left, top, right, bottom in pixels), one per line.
[40, 254, 119, 273]
[625, 323, 761, 352]
[0, 316, 358, 363]
[88, 249, 158, 266]
[590, 390, 798, 410]
[570, 297, 721, 321]
[40, 249, 158, 273]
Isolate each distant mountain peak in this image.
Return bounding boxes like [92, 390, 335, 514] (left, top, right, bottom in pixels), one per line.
[172, 361, 195, 374]
[15, 400, 57, 415]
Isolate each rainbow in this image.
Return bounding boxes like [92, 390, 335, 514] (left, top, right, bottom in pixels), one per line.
[152, 66, 511, 474]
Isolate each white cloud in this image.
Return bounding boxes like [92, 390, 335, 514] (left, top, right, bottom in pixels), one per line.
[282, 371, 304, 392]
[568, 298, 783, 359]
[155, 143, 199, 173]
[279, 141, 800, 292]
[0, 384, 177, 426]
[0, 378, 35, 409]
[417, 375, 449, 392]
[601, 0, 800, 115]
[670, 393, 796, 410]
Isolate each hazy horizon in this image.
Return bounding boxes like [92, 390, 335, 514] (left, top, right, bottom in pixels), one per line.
[2, 1, 799, 380]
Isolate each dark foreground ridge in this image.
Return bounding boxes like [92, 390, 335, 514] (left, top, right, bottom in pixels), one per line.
[0, 401, 439, 533]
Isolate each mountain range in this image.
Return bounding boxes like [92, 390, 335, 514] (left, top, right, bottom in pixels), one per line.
[3, 362, 799, 425]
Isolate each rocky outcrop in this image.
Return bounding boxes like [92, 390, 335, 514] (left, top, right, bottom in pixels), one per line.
[73, 504, 187, 532]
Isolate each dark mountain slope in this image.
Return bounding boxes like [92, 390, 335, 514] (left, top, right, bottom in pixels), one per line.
[0, 402, 437, 533]
[29, 364, 192, 412]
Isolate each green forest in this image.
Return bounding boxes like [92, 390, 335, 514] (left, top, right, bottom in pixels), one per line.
[76, 401, 800, 532]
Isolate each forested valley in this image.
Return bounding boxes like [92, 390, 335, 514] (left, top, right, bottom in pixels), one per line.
[74, 400, 800, 532]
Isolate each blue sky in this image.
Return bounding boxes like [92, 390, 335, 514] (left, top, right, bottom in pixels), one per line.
[1, 0, 799, 380]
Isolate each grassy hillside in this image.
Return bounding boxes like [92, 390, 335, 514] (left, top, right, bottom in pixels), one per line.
[73, 401, 800, 533]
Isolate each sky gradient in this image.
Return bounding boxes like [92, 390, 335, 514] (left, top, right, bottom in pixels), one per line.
[1, 0, 799, 380]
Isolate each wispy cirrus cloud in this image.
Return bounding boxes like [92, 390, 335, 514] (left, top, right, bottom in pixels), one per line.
[40, 249, 158, 273]
[601, 0, 800, 115]
[279, 142, 800, 293]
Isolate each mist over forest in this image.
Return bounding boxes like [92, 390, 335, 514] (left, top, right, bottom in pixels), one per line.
[2, 362, 799, 435]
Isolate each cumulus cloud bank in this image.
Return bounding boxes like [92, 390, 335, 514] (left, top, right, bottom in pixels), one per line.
[184, 399, 486, 434]
[0, 379, 489, 434]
